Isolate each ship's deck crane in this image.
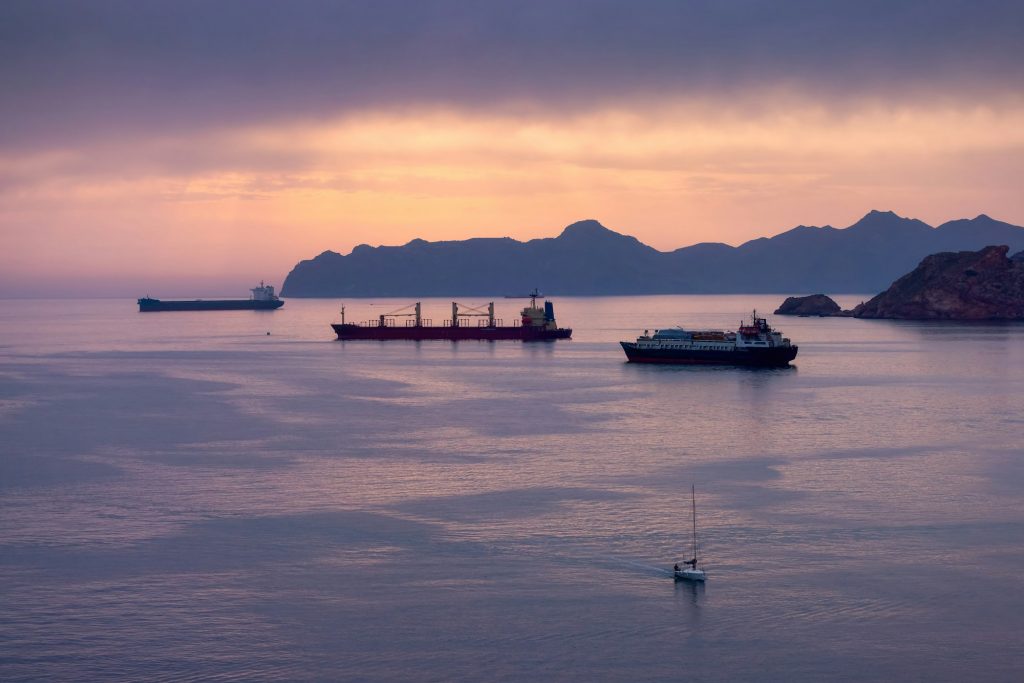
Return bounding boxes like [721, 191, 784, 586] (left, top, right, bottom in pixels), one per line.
[369, 302, 425, 327]
[451, 301, 496, 327]
[339, 301, 503, 328]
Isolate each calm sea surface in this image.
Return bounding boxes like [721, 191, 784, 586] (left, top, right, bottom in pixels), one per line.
[1, 295, 1023, 681]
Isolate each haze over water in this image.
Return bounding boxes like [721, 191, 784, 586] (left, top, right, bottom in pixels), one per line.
[1, 295, 1023, 681]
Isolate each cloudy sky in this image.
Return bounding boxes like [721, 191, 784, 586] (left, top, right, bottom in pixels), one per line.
[2, 0, 1022, 295]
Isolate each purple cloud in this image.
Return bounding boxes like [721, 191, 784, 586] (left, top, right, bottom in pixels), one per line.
[2, 0, 1022, 149]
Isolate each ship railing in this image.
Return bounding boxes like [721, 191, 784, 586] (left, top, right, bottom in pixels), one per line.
[477, 318, 502, 327]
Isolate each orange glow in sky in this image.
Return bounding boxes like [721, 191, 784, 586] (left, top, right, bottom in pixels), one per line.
[2, 100, 1023, 296]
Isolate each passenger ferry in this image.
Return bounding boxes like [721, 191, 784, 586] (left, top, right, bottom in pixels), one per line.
[620, 311, 797, 366]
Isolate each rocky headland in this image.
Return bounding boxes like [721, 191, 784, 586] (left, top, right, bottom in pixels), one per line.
[852, 245, 1024, 320]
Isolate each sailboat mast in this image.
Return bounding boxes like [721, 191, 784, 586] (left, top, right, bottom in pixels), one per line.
[691, 484, 698, 564]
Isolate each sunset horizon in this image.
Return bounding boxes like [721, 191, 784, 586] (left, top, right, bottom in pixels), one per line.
[5, 207, 1020, 298]
[3, 2, 1023, 297]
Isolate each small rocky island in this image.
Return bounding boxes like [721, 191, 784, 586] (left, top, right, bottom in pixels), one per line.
[852, 245, 1024, 319]
[774, 294, 843, 316]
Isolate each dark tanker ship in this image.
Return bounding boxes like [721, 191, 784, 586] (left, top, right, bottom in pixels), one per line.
[331, 290, 571, 341]
[620, 311, 797, 366]
[138, 282, 284, 312]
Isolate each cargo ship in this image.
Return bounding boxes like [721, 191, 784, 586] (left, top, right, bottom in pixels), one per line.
[138, 282, 284, 312]
[331, 291, 571, 341]
[620, 311, 797, 366]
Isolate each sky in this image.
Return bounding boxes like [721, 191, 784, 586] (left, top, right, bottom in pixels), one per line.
[2, 0, 1023, 296]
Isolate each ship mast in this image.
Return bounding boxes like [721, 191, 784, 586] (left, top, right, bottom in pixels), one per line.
[691, 484, 698, 566]
[505, 288, 544, 309]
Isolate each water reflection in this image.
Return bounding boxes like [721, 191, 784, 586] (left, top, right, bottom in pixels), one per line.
[623, 362, 797, 375]
[674, 577, 705, 608]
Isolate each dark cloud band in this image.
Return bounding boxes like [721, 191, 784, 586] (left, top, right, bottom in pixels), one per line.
[2, 0, 1022, 148]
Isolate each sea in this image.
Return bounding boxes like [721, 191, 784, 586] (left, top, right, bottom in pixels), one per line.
[1, 295, 1022, 682]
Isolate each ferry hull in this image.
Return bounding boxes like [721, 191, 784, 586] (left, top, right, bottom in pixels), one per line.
[139, 299, 284, 312]
[620, 342, 797, 366]
[332, 324, 571, 341]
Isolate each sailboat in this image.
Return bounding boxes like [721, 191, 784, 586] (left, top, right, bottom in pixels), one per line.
[673, 484, 707, 582]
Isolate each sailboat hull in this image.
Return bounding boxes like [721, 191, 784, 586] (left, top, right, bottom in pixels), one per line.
[674, 569, 707, 582]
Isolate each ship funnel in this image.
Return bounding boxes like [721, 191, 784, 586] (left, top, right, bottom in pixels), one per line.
[544, 301, 555, 322]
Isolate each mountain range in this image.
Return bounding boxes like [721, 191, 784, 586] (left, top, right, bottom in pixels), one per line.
[281, 211, 1024, 296]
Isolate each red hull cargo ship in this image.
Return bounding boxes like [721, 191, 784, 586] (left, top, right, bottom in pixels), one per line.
[331, 291, 571, 341]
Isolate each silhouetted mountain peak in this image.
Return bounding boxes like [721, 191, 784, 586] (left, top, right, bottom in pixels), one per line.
[553, 219, 655, 254]
[948, 214, 998, 226]
[936, 214, 1020, 234]
[848, 209, 932, 234]
[312, 249, 343, 262]
[557, 219, 618, 240]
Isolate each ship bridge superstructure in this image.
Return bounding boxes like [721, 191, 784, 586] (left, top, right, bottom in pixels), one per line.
[250, 282, 279, 301]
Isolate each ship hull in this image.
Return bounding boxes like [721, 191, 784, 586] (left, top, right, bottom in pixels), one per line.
[620, 342, 797, 366]
[332, 324, 571, 341]
[139, 299, 284, 312]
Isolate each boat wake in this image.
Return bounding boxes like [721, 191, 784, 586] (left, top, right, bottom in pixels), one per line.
[605, 557, 675, 576]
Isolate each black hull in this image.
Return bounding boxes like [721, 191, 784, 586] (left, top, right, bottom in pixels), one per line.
[332, 323, 571, 341]
[620, 342, 797, 366]
[138, 299, 284, 312]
